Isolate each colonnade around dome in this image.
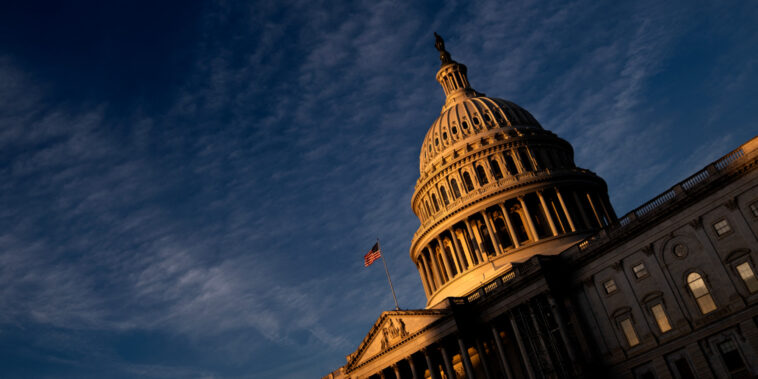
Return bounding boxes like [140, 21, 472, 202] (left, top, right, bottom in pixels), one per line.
[414, 183, 614, 305]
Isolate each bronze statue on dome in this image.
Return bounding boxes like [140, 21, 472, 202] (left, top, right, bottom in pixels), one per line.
[434, 32, 453, 65]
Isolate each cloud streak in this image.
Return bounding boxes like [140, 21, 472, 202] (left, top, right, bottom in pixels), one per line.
[1, 0, 756, 378]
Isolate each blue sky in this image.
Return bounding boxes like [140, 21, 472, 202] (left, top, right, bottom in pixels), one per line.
[0, 1, 756, 378]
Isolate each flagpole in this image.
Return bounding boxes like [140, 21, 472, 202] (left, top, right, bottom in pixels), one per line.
[378, 239, 400, 310]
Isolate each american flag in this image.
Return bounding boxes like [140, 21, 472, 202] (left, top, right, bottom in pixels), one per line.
[364, 242, 382, 267]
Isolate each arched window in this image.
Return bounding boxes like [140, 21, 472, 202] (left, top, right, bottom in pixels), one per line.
[476, 165, 489, 186]
[439, 186, 449, 205]
[687, 273, 717, 314]
[493, 216, 513, 250]
[736, 262, 758, 293]
[424, 201, 431, 216]
[518, 148, 533, 171]
[541, 149, 554, 169]
[431, 193, 440, 211]
[490, 159, 503, 179]
[462, 172, 475, 191]
[478, 222, 495, 257]
[509, 205, 531, 242]
[504, 153, 518, 175]
[450, 179, 461, 198]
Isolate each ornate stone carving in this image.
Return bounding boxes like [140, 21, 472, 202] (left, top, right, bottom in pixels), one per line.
[380, 318, 409, 351]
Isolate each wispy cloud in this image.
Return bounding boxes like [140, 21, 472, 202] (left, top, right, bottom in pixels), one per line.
[1, 0, 756, 378]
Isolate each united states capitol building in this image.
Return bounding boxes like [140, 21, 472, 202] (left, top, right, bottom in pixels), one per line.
[324, 35, 758, 379]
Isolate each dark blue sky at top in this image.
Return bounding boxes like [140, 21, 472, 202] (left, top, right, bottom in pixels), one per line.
[0, 1, 756, 378]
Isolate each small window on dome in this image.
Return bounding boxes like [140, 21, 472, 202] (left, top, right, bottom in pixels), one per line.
[442, 132, 447, 140]
[461, 121, 469, 129]
[483, 113, 491, 122]
[452, 126, 458, 134]
[435, 138, 439, 146]
[473, 117, 480, 125]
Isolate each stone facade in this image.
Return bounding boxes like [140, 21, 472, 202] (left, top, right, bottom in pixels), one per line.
[324, 36, 758, 379]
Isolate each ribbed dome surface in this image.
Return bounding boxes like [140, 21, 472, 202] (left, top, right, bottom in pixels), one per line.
[419, 96, 542, 173]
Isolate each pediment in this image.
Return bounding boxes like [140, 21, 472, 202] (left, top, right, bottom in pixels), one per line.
[346, 309, 448, 369]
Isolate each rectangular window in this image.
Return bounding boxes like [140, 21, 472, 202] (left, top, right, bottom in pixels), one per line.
[620, 318, 640, 347]
[750, 201, 758, 217]
[673, 358, 695, 379]
[633, 263, 648, 279]
[604, 279, 618, 294]
[736, 262, 758, 293]
[713, 219, 732, 236]
[650, 304, 672, 333]
[719, 340, 749, 377]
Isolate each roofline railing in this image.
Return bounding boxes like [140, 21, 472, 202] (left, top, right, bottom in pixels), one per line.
[586, 136, 758, 251]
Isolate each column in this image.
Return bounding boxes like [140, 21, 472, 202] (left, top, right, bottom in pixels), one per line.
[528, 304, 555, 370]
[421, 260, 435, 296]
[572, 190, 592, 230]
[416, 262, 430, 297]
[525, 147, 540, 171]
[439, 344, 456, 379]
[491, 325, 514, 379]
[600, 193, 617, 221]
[518, 196, 539, 241]
[549, 199, 567, 233]
[435, 240, 454, 279]
[509, 313, 537, 379]
[435, 250, 449, 283]
[457, 336, 476, 378]
[474, 338, 493, 379]
[498, 203, 520, 248]
[407, 355, 419, 379]
[427, 250, 443, 289]
[465, 218, 488, 263]
[443, 236, 463, 273]
[459, 224, 478, 265]
[585, 192, 603, 227]
[481, 210, 504, 256]
[393, 364, 401, 379]
[423, 349, 441, 379]
[554, 188, 576, 232]
[547, 296, 577, 363]
[422, 252, 439, 290]
[452, 227, 473, 268]
[379, 369, 386, 379]
[597, 193, 613, 223]
[537, 191, 558, 236]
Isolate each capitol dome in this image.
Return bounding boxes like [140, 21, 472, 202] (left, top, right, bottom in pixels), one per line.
[420, 96, 543, 175]
[411, 35, 617, 307]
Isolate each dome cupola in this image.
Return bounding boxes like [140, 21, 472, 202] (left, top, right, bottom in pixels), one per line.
[410, 34, 617, 307]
